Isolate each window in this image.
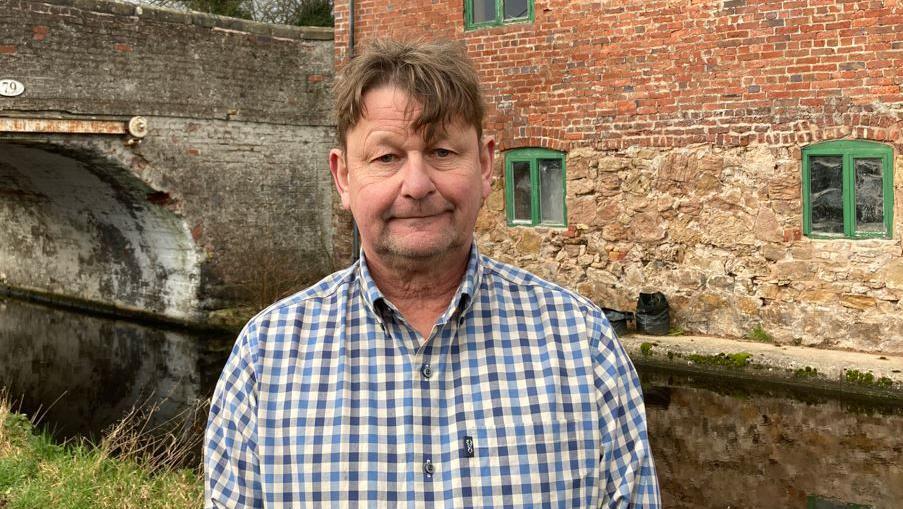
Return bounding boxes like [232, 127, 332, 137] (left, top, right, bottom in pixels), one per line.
[465, 0, 532, 29]
[802, 140, 894, 239]
[505, 148, 566, 227]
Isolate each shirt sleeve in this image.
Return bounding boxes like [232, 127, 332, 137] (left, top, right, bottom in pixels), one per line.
[592, 312, 662, 508]
[204, 325, 263, 509]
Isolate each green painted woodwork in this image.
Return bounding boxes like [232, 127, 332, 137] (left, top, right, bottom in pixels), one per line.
[504, 148, 567, 227]
[802, 140, 894, 239]
[464, 0, 533, 30]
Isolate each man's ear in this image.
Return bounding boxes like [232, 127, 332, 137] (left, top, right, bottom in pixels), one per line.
[479, 136, 495, 201]
[329, 148, 351, 210]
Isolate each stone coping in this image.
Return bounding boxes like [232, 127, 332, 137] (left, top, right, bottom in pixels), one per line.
[622, 333, 903, 401]
[32, 0, 334, 41]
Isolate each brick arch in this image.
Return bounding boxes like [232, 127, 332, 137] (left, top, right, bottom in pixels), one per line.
[763, 105, 903, 150]
[0, 139, 202, 321]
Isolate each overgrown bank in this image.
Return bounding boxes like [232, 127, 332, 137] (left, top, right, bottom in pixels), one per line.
[0, 399, 203, 509]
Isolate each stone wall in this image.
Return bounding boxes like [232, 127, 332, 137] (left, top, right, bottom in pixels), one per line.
[339, 0, 903, 353]
[477, 137, 903, 353]
[1, 0, 337, 322]
[643, 371, 903, 508]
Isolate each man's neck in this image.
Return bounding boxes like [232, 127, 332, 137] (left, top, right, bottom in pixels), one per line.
[364, 248, 470, 340]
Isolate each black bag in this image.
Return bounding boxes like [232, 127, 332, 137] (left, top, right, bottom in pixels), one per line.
[635, 292, 669, 335]
[601, 308, 634, 337]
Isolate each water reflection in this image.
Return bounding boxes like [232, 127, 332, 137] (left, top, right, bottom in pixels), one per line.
[0, 296, 231, 443]
[640, 367, 903, 509]
[2, 295, 902, 507]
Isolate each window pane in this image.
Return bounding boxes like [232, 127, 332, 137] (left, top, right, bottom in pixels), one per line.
[538, 158, 564, 224]
[512, 161, 532, 222]
[809, 156, 844, 234]
[472, 0, 496, 23]
[504, 0, 528, 19]
[854, 158, 884, 232]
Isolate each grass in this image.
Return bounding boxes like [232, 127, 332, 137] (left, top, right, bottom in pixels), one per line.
[793, 366, 819, 379]
[667, 326, 685, 336]
[844, 369, 894, 389]
[640, 342, 654, 356]
[0, 395, 204, 509]
[745, 324, 773, 343]
[687, 352, 753, 369]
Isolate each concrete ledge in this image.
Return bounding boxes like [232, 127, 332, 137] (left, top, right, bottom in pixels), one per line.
[622, 333, 903, 401]
[0, 284, 230, 334]
[36, 0, 334, 40]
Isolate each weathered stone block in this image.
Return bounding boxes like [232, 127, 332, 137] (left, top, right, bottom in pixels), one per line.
[569, 178, 595, 195]
[799, 288, 837, 304]
[755, 207, 783, 243]
[515, 230, 542, 256]
[883, 258, 903, 291]
[567, 156, 597, 180]
[597, 156, 628, 173]
[771, 261, 812, 280]
[568, 196, 599, 226]
[631, 212, 666, 242]
[602, 222, 629, 241]
[761, 244, 786, 261]
[840, 294, 876, 310]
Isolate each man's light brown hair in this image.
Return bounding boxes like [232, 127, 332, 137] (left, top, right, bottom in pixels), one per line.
[333, 39, 485, 150]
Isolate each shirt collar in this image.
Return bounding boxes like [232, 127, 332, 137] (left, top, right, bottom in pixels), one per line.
[356, 240, 483, 325]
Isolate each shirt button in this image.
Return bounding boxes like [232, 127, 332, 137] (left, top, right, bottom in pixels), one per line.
[421, 363, 433, 379]
[423, 459, 434, 476]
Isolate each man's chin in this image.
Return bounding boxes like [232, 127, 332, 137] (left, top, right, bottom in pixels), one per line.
[377, 238, 467, 265]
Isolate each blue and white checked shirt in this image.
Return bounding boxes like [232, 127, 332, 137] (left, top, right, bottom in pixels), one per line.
[205, 244, 660, 508]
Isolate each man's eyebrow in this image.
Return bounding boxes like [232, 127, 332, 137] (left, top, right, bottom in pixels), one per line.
[362, 130, 405, 147]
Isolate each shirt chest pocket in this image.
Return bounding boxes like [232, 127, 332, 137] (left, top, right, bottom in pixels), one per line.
[467, 418, 597, 491]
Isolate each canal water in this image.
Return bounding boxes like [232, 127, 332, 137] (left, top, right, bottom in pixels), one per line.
[1, 295, 900, 508]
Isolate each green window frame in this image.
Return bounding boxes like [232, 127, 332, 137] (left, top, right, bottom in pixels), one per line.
[464, 0, 533, 29]
[802, 140, 894, 239]
[505, 148, 567, 227]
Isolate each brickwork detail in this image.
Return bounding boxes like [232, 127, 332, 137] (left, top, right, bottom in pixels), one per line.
[339, 0, 903, 352]
[1, 0, 337, 322]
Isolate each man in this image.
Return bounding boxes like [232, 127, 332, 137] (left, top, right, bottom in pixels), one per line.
[205, 39, 660, 508]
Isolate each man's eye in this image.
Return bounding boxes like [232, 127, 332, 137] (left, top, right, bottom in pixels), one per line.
[434, 148, 452, 158]
[375, 154, 397, 163]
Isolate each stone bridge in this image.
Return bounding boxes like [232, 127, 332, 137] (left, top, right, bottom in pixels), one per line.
[0, 0, 343, 327]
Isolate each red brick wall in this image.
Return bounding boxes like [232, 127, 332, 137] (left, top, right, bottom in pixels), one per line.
[334, 0, 903, 352]
[335, 0, 902, 151]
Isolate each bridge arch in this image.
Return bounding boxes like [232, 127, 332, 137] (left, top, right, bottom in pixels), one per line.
[0, 139, 201, 321]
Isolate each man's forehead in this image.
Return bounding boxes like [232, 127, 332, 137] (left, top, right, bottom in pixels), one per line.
[354, 85, 476, 143]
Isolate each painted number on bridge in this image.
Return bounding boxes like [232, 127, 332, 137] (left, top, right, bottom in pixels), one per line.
[0, 79, 24, 97]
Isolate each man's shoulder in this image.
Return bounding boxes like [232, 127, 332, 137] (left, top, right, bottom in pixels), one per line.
[479, 255, 601, 315]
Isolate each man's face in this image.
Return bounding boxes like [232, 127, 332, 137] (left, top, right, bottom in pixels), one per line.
[329, 85, 494, 268]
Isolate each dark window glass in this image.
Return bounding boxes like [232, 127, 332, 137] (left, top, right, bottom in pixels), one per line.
[854, 158, 884, 232]
[503, 0, 528, 19]
[809, 156, 844, 234]
[538, 159, 564, 224]
[512, 161, 532, 221]
[472, 0, 495, 23]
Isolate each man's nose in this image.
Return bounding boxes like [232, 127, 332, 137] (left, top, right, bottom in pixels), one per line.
[399, 154, 436, 200]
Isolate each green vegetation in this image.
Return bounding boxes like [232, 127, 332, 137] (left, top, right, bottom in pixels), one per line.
[175, 0, 251, 18]
[153, 0, 335, 26]
[687, 352, 753, 369]
[667, 326, 685, 336]
[745, 324, 773, 343]
[290, 0, 334, 26]
[0, 399, 203, 509]
[844, 369, 893, 388]
[640, 342, 654, 356]
[793, 366, 819, 379]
